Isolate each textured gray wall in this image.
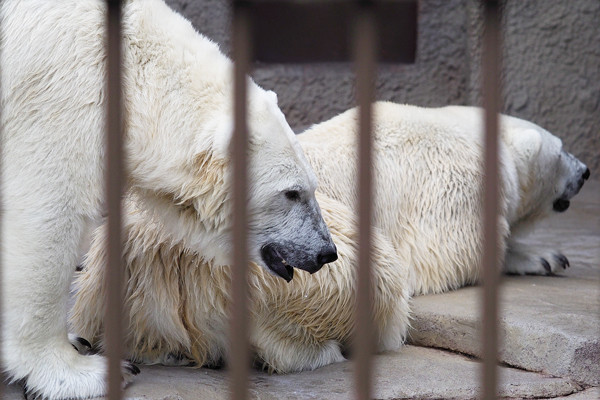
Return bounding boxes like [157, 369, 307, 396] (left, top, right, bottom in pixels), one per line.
[467, 1, 600, 172]
[166, 0, 599, 171]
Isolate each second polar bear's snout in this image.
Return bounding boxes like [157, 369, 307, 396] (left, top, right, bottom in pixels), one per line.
[553, 153, 590, 212]
[583, 167, 591, 180]
[581, 166, 591, 183]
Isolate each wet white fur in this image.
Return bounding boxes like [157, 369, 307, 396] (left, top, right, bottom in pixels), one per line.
[1, 0, 321, 398]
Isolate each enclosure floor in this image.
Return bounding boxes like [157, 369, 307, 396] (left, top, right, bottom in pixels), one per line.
[1, 180, 598, 400]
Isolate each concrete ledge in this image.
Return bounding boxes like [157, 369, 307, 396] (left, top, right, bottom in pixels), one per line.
[107, 346, 585, 399]
[552, 387, 600, 400]
[0, 346, 584, 399]
[408, 278, 600, 386]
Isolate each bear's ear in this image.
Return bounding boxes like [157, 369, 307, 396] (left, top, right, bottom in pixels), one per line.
[509, 128, 542, 159]
[266, 90, 278, 105]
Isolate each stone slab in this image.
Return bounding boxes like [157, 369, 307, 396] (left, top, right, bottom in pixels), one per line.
[408, 180, 600, 386]
[408, 278, 600, 385]
[552, 387, 600, 400]
[0, 346, 583, 400]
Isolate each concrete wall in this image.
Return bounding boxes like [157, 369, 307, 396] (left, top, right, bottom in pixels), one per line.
[467, 1, 600, 172]
[166, 0, 599, 171]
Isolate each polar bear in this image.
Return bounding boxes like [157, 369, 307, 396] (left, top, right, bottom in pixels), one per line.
[70, 191, 411, 373]
[0, 0, 335, 398]
[70, 102, 589, 374]
[298, 102, 590, 294]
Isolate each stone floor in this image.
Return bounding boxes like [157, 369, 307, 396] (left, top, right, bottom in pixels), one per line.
[2, 180, 598, 399]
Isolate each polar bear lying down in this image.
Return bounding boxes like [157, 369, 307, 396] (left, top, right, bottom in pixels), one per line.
[300, 103, 590, 294]
[71, 102, 590, 373]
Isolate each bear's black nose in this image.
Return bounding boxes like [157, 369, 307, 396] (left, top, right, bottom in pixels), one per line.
[582, 167, 590, 181]
[317, 245, 338, 265]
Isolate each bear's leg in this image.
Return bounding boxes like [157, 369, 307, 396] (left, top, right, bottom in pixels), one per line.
[1, 209, 137, 399]
[504, 239, 569, 275]
[375, 298, 410, 353]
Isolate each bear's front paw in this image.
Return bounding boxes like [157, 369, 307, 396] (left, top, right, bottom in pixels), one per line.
[540, 253, 570, 275]
[505, 239, 571, 276]
[24, 361, 138, 399]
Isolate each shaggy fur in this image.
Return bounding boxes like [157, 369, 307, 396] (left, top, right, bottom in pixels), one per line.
[299, 102, 590, 294]
[71, 192, 411, 373]
[1, 0, 332, 397]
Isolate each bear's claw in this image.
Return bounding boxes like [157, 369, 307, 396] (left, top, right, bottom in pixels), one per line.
[121, 360, 140, 389]
[539, 253, 569, 275]
[76, 336, 92, 349]
[125, 361, 141, 375]
[69, 334, 94, 355]
[554, 253, 569, 269]
[541, 257, 552, 274]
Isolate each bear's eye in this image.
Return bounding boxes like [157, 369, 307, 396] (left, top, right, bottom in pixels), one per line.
[284, 190, 301, 202]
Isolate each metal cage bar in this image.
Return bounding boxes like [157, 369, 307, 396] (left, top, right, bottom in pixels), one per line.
[229, 2, 252, 400]
[354, 4, 377, 400]
[104, 1, 125, 399]
[481, 1, 502, 399]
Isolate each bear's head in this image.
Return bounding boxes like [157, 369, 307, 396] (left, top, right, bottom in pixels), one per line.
[122, 28, 337, 281]
[235, 87, 339, 282]
[131, 81, 337, 282]
[503, 117, 590, 229]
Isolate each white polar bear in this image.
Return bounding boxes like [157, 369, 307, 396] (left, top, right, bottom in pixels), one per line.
[299, 102, 590, 294]
[0, 0, 335, 398]
[70, 102, 588, 373]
